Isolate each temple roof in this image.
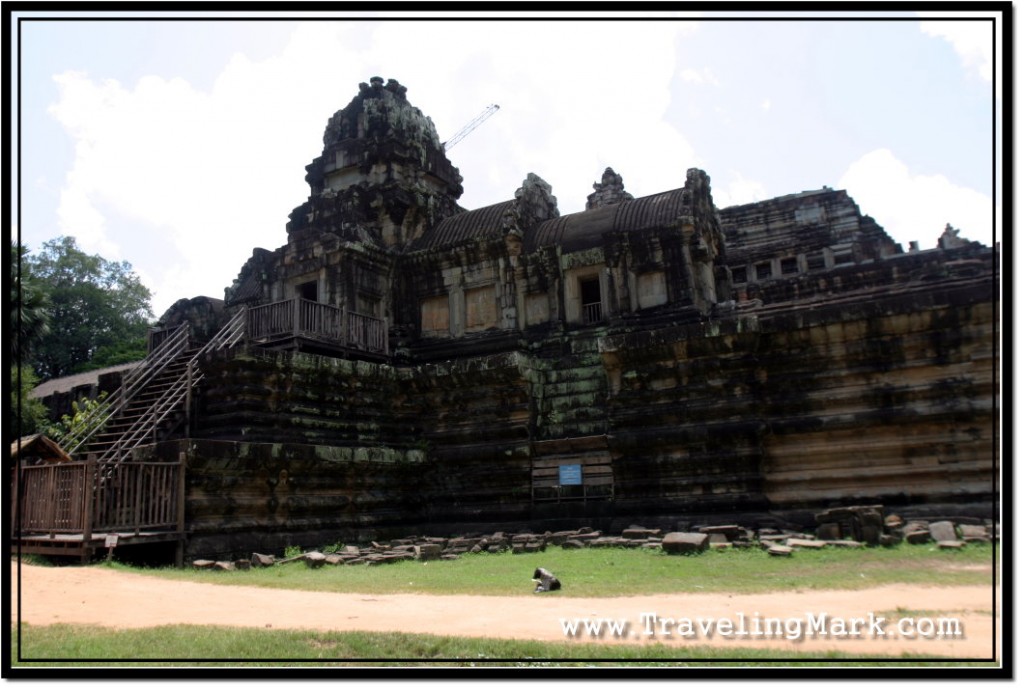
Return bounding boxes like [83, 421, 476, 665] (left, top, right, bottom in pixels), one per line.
[408, 200, 515, 252]
[527, 187, 692, 252]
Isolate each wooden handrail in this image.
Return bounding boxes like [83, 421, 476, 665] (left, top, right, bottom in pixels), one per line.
[59, 322, 191, 455]
[247, 298, 387, 353]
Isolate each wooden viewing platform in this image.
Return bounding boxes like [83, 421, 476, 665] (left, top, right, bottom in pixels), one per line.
[246, 298, 389, 359]
[12, 457, 186, 564]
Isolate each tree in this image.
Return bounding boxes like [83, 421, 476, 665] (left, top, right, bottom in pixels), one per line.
[23, 236, 154, 380]
[11, 241, 51, 362]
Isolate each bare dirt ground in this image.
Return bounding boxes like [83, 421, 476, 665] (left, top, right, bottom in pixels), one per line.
[11, 561, 999, 660]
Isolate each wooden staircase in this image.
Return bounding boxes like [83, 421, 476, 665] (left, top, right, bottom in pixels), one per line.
[58, 309, 247, 474]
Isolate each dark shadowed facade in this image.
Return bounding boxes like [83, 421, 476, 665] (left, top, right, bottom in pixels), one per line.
[59, 77, 998, 559]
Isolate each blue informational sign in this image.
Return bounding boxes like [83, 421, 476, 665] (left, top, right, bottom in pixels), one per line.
[558, 464, 583, 486]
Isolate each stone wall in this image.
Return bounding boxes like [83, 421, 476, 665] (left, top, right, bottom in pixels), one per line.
[155, 246, 995, 560]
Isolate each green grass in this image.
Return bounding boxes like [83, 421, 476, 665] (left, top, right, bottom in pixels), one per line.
[96, 541, 996, 598]
[10, 623, 999, 667]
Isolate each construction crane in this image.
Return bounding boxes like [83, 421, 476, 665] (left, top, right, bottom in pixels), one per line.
[443, 104, 500, 151]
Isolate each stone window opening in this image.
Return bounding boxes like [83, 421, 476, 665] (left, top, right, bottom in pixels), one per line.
[296, 280, 318, 302]
[580, 276, 603, 324]
[731, 267, 748, 284]
[781, 257, 799, 275]
[755, 262, 772, 281]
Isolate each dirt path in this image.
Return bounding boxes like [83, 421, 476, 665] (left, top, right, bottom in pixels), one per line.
[11, 562, 999, 659]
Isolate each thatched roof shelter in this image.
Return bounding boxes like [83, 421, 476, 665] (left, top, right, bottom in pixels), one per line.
[10, 434, 72, 465]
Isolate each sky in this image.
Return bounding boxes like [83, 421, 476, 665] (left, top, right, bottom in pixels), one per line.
[10, 9, 1003, 318]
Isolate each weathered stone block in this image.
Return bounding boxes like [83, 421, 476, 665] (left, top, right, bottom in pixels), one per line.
[929, 521, 959, 543]
[959, 524, 988, 539]
[250, 553, 275, 567]
[304, 551, 327, 568]
[904, 530, 931, 545]
[662, 532, 709, 555]
[785, 538, 826, 549]
[815, 523, 841, 541]
[768, 545, 793, 557]
[699, 525, 743, 540]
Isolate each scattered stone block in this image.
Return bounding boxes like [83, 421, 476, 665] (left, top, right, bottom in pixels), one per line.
[304, 551, 327, 568]
[815, 523, 841, 541]
[937, 540, 965, 550]
[699, 525, 743, 540]
[662, 532, 709, 555]
[561, 539, 585, 549]
[233, 559, 252, 570]
[768, 545, 793, 557]
[785, 538, 826, 549]
[959, 524, 988, 539]
[904, 530, 931, 545]
[325, 554, 346, 565]
[250, 553, 275, 567]
[929, 521, 959, 543]
[213, 561, 236, 571]
[622, 527, 660, 540]
[192, 559, 216, 569]
[416, 544, 442, 560]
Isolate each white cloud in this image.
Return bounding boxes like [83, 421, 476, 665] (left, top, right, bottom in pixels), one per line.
[45, 21, 698, 315]
[838, 148, 994, 250]
[679, 67, 720, 87]
[711, 170, 769, 208]
[919, 19, 993, 83]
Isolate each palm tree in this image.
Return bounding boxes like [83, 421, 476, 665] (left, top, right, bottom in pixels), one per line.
[11, 242, 51, 362]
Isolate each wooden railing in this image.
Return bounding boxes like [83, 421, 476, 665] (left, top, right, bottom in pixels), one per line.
[12, 458, 185, 539]
[57, 322, 191, 456]
[583, 301, 603, 325]
[247, 298, 388, 355]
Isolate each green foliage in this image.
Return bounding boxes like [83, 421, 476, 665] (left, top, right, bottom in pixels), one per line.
[43, 392, 109, 444]
[21, 236, 154, 380]
[9, 366, 50, 441]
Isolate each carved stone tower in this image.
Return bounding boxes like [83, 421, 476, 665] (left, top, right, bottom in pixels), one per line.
[287, 76, 465, 250]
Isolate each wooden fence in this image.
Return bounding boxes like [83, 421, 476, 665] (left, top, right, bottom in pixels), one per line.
[247, 298, 388, 355]
[12, 459, 185, 540]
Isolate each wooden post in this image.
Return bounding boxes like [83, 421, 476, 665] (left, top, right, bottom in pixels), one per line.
[293, 296, 302, 337]
[176, 452, 187, 567]
[133, 463, 143, 536]
[82, 457, 95, 544]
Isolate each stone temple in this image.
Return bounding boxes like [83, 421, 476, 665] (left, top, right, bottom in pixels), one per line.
[26, 77, 998, 560]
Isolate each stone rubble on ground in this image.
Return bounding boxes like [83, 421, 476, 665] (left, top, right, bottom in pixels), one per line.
[192, 510, 995, 569]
